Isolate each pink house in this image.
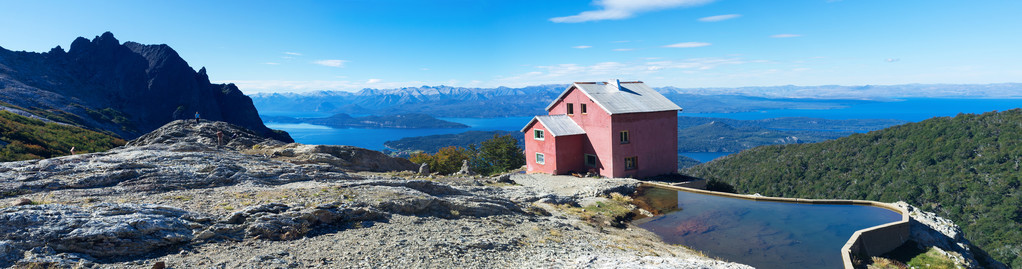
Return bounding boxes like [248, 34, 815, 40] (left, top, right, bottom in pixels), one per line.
[521, 80, 681, 178]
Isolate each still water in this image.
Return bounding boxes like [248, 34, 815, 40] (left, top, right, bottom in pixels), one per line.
[265, 117, 532, 151]
[632, 186, 902, 269]
[688, 98, 1021, 121]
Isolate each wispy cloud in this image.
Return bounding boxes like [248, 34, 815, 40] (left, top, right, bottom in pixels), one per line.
[366, 78, 382, 83]
[663, 42, 711, 48]
[885, 58, 900, 63]
[770, 34, 802, 38]
[263, 62, 280, 65]
[550, 0, 716, 23]
[284, 52, 302, 56]
[573, 45, 593, 49]
[614, 48, 634, 51]
[698, 14, 741, 22]
[314, 59, 347, 67]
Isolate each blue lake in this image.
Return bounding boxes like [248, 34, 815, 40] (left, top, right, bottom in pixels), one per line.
[261, 98, 1020, 153]
[632, 186, 903, 269]
[688, 97, 1021, 121]
[265, 117, 532, 151]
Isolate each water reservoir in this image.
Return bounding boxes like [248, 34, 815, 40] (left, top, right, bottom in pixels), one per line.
[632, 186, 903, 269]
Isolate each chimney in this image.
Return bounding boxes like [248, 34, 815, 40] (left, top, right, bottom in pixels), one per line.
[609, 79, 620, 90]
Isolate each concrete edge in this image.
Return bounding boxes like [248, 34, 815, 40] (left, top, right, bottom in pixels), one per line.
[639, 182, 910, 269]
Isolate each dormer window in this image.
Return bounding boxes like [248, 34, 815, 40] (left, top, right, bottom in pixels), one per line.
[567, 103, 574, 115]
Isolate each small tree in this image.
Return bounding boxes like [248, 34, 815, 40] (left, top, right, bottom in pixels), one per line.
[471, 134, 525, 176]
[409, 146, 473, 175]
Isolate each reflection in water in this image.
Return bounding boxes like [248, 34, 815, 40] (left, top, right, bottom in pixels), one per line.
[631, 186, 902, 269]
[631, 187, 679, 216]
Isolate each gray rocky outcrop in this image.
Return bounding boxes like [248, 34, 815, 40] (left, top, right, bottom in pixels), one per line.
[418, 163, 430, 176]
[893, 201, 1007, 269]
[456, 160, 475, 175]
[253, 143, 418, 172]
[127, 120, 286, 151]
[0, 203, 209, 267]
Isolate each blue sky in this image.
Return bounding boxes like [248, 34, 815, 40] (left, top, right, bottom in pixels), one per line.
[1, 0, 1020, 94]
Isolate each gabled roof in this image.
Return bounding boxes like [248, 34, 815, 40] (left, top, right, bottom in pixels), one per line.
[545, 80, 682, 115]
[520, 115, 586, 136]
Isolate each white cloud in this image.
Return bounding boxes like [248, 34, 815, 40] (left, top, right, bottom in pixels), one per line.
[550, 0, 716, 23]
[614, 48, 634, 51]
[573, 45, 593, 49]
[698, 14, 741, 22]
[314, 59, 347, 67]
[770, 34, 802, 38]
[885, 58, 900, 63]
[366, 78, 382, 83]
[263, 62, 280, 65]
[284, 52, 302, 56]
[663, 42, 711, 48]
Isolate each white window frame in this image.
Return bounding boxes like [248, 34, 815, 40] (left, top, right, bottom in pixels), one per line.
[534, 129, 545, 141]
[536, 153, 545, 164]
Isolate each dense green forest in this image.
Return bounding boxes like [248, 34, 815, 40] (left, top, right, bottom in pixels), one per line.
[684, 109, 1022, 268]
[0, 111, 126, 162]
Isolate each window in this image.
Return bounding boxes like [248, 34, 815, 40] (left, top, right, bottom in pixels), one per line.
[585, 154, 597, 167]
[536, 153, 545, 164]
[620, 130, 630, 144]
[625, 156, 638, 170]
[566, 103, 574, 115]
[581, 103, 587, 114]
[534, 129, 544, 140]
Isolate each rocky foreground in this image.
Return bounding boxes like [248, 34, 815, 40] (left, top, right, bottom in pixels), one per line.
[0, 120, 748, 268]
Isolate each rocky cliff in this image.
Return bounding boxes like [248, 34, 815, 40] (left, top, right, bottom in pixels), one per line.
[0, 32, 291, 142]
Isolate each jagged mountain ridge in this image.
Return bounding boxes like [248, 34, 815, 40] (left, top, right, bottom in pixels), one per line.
[0, 32, 292, 142]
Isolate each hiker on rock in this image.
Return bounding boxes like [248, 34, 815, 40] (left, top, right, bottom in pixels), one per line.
[216, 130, 224, 146]
[194, 111, 201, 124]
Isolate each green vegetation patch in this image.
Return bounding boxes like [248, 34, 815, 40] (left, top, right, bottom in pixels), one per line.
[409, 134, 525, 176]
[685, 109, 1022, 268]
[0, 110, 126, 162]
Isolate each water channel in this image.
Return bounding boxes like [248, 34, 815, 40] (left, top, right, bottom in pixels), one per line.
[631, 186, 903, 269]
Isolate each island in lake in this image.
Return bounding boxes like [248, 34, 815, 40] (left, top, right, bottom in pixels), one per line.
[261, 113, 469, 129]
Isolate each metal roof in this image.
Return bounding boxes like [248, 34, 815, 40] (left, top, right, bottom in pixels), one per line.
[520, 115, 586, 136]
[545, 80, 682, 115]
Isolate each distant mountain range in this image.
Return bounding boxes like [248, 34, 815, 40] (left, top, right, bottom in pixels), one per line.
[251, 83, 1022, 119]
[0, 32, 291, 142]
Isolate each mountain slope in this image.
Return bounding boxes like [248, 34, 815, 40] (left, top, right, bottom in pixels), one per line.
[0, 32, 291, 142]
[0, 110, 125, 161]
[684, 109, 1022, 268]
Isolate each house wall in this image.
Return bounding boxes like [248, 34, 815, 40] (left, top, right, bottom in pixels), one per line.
[548, 86, 614, 175]
[611, 110, 678, 178]
[523, 123, 557, 174]
[554, 135, 585, 174]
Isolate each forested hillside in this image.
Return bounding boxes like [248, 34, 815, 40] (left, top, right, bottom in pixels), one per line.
[0, 111, 125, 161]
[684, 109, 1022, 268]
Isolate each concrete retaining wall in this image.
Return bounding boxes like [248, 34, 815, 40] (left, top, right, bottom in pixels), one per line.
[640, 182, 910, 269]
